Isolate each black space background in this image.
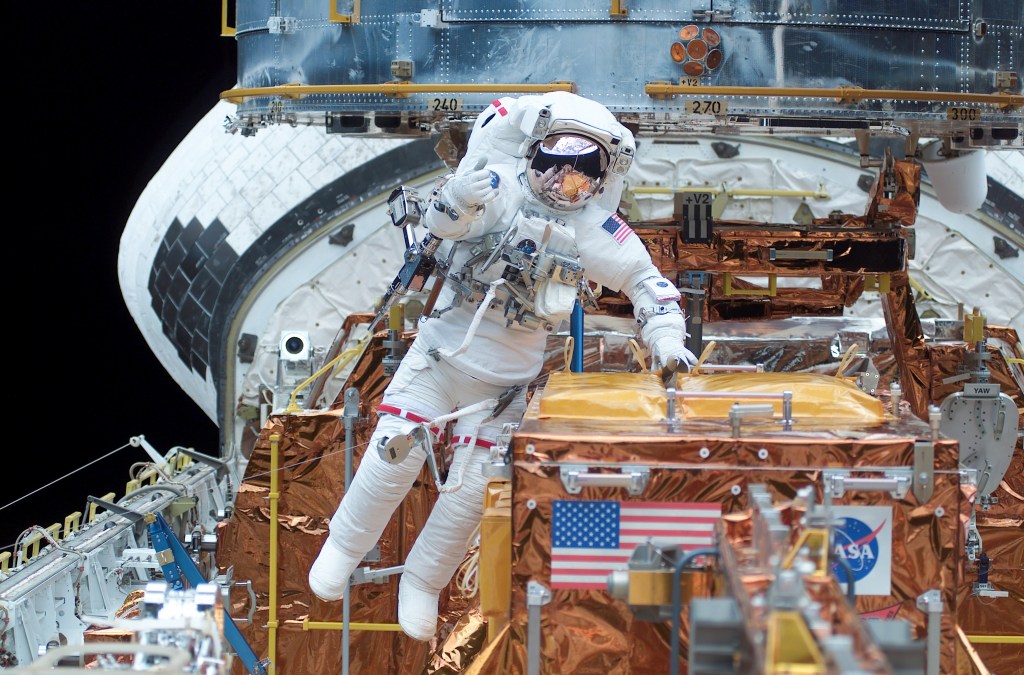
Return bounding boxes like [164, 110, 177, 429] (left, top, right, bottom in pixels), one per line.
[3, 7, 237, 550]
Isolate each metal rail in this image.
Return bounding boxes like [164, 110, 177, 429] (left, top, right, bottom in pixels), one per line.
[644, 83, 1023, 109]
[222, 81, 576, 104]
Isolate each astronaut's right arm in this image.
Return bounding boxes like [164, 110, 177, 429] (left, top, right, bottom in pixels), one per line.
[423, 168, 503, 241]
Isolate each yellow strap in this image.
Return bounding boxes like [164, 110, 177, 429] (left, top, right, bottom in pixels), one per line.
[563, 337, 574, 371]
[628, 338, 648, 372]
[691, 340, 717, 376]
[835, 343, 860, 378]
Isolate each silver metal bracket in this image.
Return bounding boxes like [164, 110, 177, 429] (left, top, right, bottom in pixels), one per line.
[916, 589, 944, 675]
[913, 441, 935, 503]
[692, 8, 734, 21]
[965, 511, 981, 561]
[526, 581, 552, 675]
[730, 403, 775, 437]
[214, 568, 257, 625]
[350, 564, 404, 586]
[972, 582, 1008, 598]
[560, 464, 651, 496]
[266, 16, 298, 34]
[824, 468, 911, 500]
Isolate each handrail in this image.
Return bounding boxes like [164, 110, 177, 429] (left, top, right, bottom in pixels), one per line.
[285, 337, 369, 413]
[303, 618, 405, 631]
[268, 434, 281, 674]
[221, 81, 576, 103]
[645, 83, 1023, 109]
[220, 0, 235, 36]
[629, 186, 830, 199]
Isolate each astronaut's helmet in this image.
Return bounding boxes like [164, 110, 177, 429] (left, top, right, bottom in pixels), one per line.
[525, 133, 610, 212]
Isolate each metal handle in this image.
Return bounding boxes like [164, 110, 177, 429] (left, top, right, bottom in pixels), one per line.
[560, 465, 650, 496]
[769, 247, 834, 261]
[666, 389, 793, 433]
[825, 470, 911, 499]
[221, 579, 257, 624]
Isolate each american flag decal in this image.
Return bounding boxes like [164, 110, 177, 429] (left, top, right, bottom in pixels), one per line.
[491, 99, 508, 117]
[550, 500, 721, 590]
[601, 213, 633, 244]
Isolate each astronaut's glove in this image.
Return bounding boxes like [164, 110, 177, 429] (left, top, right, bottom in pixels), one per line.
[440, 168, 500, 218]
[640, 309, 697, 371]
[649, 334, 698, 373]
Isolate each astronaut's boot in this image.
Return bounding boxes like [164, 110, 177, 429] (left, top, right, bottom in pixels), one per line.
[309, 536, 363, 601]
[309, 414, 425, 601]
[397, 572, 442, 641]
[398, 444, 489, 640]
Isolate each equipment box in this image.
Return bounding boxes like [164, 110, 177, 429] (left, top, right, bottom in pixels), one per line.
[492, 371, 966, 674]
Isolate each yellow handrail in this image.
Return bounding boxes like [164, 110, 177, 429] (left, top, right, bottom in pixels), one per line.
[629, 186, 830, 200]
[220, 0, 235, 36]
[645, 83, 1023, 109]
[965, 634, 1024, 644]
[303, 619, 405, 631]
[221, 81, 575, 104]
[285, 335, 370, 413]
[268, 434, 281, 674]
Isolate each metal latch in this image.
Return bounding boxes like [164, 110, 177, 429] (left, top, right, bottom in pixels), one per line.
[560, 464, 650, 496]
[823, 468, 912, 500]
[266, 16, 297, 33]
[692, 8, 734, 20]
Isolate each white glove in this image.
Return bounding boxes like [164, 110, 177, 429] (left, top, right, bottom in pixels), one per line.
[649, 334, 698, 372]
[442, 168, 500, 215]
[641, 310, 697, 371]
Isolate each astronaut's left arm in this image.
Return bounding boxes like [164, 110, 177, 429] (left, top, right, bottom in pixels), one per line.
[611, 243, 697, 372]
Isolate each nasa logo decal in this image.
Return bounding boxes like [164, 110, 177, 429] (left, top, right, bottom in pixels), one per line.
[833, 516, 883, 580]
[831, 506, 893, 596]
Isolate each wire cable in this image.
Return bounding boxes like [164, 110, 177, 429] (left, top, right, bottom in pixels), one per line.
[0, 441, 134, 513]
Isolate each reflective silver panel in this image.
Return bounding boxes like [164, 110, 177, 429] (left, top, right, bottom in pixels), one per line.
[229, 1, 1023, 146]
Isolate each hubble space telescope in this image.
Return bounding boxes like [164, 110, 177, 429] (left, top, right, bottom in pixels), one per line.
[1, 1, 1021, 673]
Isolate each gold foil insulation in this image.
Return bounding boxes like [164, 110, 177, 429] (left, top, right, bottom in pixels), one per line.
[673, 371, 886, 423]
[538, 371, 667, 420]
[538, 370, 887, 425]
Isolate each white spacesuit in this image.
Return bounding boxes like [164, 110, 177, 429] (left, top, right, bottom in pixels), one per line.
[308, 91, 696, 641]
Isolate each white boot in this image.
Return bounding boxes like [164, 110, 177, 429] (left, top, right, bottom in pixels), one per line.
[308, 536, 363, 601]
[398, 573, 441, 641]
[397, 444, 489, 640]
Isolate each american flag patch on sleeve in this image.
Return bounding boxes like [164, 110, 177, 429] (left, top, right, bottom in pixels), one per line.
[601, 213, 633, 244]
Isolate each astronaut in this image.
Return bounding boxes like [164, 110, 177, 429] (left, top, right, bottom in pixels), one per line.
[308, 91, 696, 641]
